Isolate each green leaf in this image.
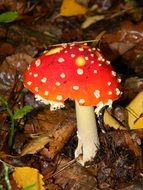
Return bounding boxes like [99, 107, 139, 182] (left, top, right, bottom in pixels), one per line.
[0, 11, 18, 23]
[21, 183, 36, 190]
[13, 106, 33, 120]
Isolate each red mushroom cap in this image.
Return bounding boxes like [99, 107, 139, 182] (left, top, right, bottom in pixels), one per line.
[24, 43, 121, 109]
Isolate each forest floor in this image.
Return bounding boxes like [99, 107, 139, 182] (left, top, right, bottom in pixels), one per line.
[0, 0, 143, 189]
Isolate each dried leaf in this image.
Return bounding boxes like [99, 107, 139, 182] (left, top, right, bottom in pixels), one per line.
[127, 91, 143, 129]
[21, 134, 52, 156]
[81, 15, 104, 29]
[104, 110, 125, 130]
[13, 167, 45, 190]
[40, 122, 76, 159]
[60, 0, 87, 16]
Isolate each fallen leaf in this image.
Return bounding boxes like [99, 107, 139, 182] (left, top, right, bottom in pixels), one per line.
[133, 117, 143, 129]
[81, 15, 104, 29]
[124, 133, 142, 157]
[21, 133, 52, 156]
[103, 110, 125, 130]
[13, 167, 45, 190]
[60, 0, 87, 16]
[126, 91, 143, 129]
[40, 122, 76, 159]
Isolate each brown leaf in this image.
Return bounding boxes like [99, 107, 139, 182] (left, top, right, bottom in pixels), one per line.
[124, 132, 141, 157]
[101, 21, 143, 64]
[40, 122, 76, 159]
[54, 157, 98, 190]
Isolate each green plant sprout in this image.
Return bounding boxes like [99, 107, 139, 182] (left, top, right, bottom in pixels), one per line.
[3, 163, 12, 190]
[0, 96, 33, 148]
[0, 161, 12, 190]
[0, 11, 18, 23]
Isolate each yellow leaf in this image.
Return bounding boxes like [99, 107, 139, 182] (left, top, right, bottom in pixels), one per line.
[133, 117, 143, 129]
[13, 167, 45, 190]
[60, 0, 87, 16]
[104, 110, 125, 130]
[126, 91, 143, 129]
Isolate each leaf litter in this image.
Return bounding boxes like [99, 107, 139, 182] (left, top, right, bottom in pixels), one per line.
[0, 0, 143, 189]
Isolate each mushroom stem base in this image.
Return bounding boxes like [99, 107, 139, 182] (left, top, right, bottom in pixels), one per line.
[75, 101, 100, 166]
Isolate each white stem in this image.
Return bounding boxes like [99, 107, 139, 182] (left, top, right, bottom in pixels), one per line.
[75, 101, 100, 165]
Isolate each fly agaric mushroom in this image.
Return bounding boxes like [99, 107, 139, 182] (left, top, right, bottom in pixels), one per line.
[24, 43, 121, 165]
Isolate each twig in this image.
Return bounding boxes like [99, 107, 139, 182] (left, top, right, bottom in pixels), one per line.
[45, 159, 76, 179]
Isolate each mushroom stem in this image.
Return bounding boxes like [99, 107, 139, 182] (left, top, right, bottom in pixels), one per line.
[75, 101, 100, 165]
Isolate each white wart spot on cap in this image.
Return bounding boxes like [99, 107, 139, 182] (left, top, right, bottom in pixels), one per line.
[106, 60, 110, 65]
[58, 57, 65, 63]
[27, 66, 30, 70]
[88, 48, 92, 52]
[29, 72, 32, 75]
[35, 59, 41, 67]
[98, 57, 102, 61]
[77, 68, 84, 75]
[79, 47, 84, 51]
[73, 86, 79, 90]
[107, 82, 112, 86]
[98, 63, 102, 67]
[85, 57, 89, 61]
[27, 81, 32, 86]
[90, 53, 94, 57]
[91, 60, 94, 64]
[41, 77, 47, 83]
[79, 99, 85, 104]
[94, 89, 101, 98]
[60, 73, 66, 78]
[115, 88, 121, 95]
[56, 82, 61, 86]
[95, 101, 104, 114]
[35, 87, 39, 92]
[108, 91, 112, 95]
[56, 95, 63, 101]
[107, 99, 113, 107]
[118, 78, 121, 83]
[64, 50, 68, 53]
[93, 70, 97, 74]
[111, 70, 116, 76]
[33, 74, 38, 78]
[62, 43, 68, 47]
[44, 91, 49, 96]
[71, 54, 75, 58]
